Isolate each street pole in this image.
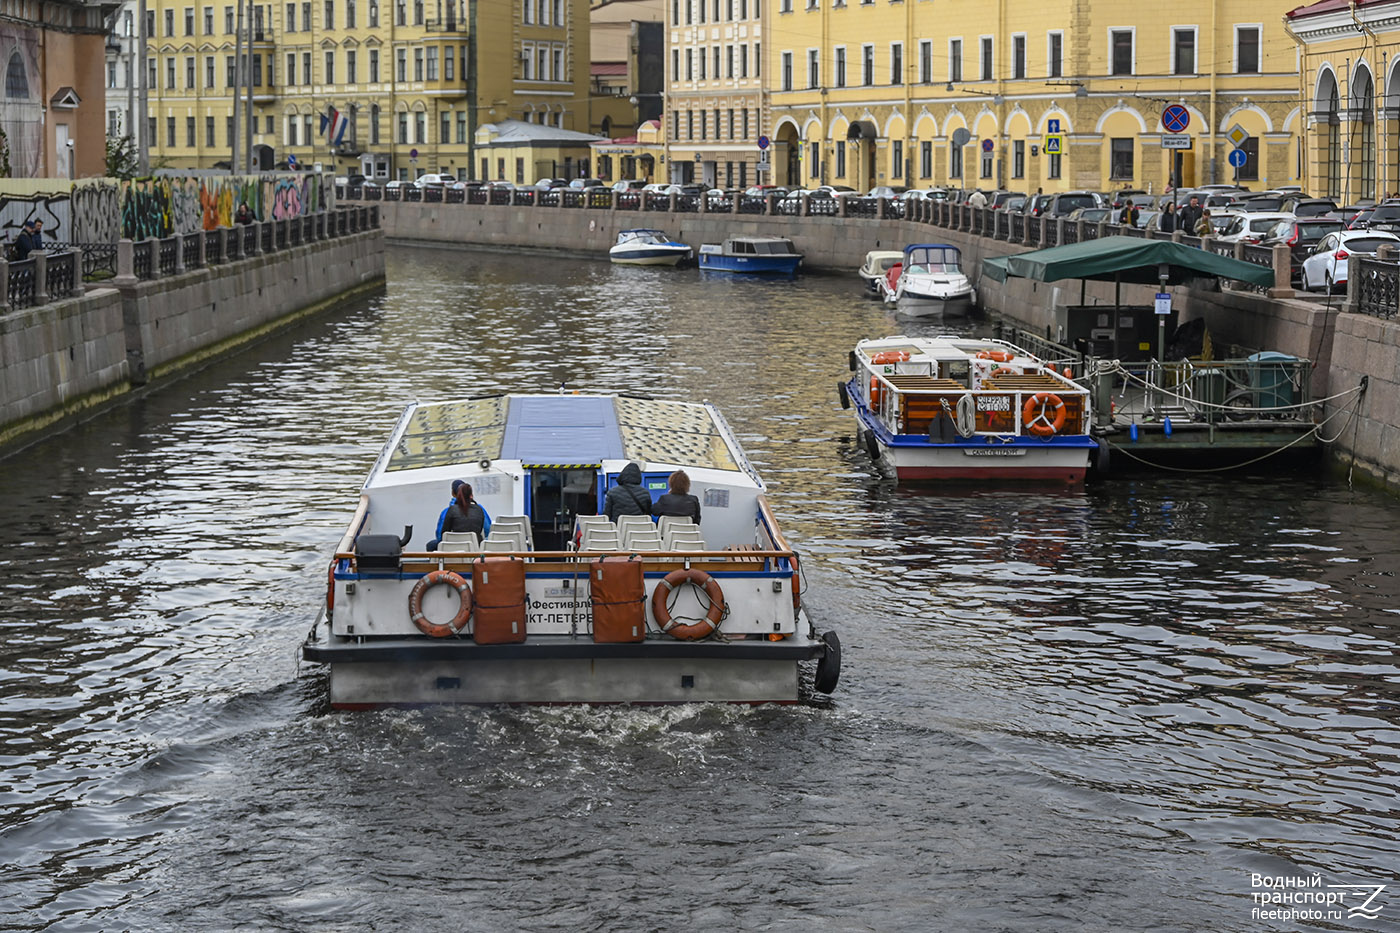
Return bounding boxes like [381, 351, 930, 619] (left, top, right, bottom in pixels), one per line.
[137, 0, 149, 174]
[232, 0, 243, 171]
[243, 0, 254, 173]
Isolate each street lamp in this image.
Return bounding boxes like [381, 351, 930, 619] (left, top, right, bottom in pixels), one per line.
[65, 138, 74, 180]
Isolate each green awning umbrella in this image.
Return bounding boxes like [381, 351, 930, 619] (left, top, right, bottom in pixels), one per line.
[979, 235, 1275, 288]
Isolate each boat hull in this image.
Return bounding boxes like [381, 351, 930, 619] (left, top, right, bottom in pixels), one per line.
[894, 295, 975, 317]
[609, 246, 691, 266]
[307, 629, 821, 706]
[699, 254, 801, 275]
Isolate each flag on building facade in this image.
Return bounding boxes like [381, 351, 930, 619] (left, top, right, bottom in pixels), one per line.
[319, 107, 350, 146]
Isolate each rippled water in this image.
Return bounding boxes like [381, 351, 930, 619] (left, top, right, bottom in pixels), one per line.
[2, 246, 1398, 931]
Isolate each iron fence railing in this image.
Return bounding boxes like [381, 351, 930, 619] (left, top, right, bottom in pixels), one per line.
[242, 224, 257, 255]
[157, 237, 178, 275]
[738, 195, 767, 215]
[616, 192, 641, 211]
[1357, 257, 1400, 319]
[7, 257, 35, 308]
[183, 233, 202, 268]
[45, 250, 76, 299]
[206, 230, 224, 264]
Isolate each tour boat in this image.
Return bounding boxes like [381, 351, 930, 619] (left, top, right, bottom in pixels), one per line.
[608, 228, 693, 266]
[840, 336, 1096, 483]
[698, 236, 803, 275]
[303, 393, 840, 707]
[858, 250, 905, 295]
[878, 243, 976, 314]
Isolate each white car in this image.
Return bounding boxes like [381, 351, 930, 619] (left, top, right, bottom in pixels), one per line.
[415, 173, 454, 187]
[1216, 212, 1295, 245]
[1300, 230, 1400, 293]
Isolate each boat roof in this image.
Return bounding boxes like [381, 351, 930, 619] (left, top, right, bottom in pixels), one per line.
[857, 334, 1038, 363]
[905, 243, 960, 253]
[865, 250, 905, 259]
[727, 235, 792, 242]
[619, 228, 668, 235]
[380, 394, 743, 475]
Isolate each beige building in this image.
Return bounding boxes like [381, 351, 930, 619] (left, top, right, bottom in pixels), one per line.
[764, 0, 1302, 194]
[665, 0, 766, 188]
[142, 0, 592, 180]
[588, 0, 663, 142]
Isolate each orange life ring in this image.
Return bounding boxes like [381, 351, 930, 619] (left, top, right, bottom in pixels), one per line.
[869, 376, 883, 405]
[1022, 392, 1067, 437]
[651, 568, 725, 640]
[408, 570, 474, 637]
[870, 350, 910, 364]
[977, 349, 1015, 363]
[989, 366, 1017, 379]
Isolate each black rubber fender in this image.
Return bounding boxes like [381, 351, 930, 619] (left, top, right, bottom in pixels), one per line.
[863, 429, 881, 462]
[837, 380, 851, 409]
[814, 630, 841, 694]
[848, 350, 858, 372]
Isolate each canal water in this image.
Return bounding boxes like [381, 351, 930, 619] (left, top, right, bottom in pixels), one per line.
[1, 246, 1398, 932]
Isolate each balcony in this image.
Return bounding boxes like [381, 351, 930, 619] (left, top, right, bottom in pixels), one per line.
[423, 17, 462, 31]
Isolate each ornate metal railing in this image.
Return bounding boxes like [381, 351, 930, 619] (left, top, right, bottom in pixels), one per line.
[560, 190, 584, 208]
[675, 194, 701, 213]
[845, 198, 877, 218]
[7, 257, 35, 307]
[705, 194, 732, 213]
[738, 195, 767, 215]
[587, 190, 613, 209]
[1356, 258, 1399, 319]
[1043, 220, 1059, 248]
[445, 188, 465, 204]
[616, 192, 641, 210]
[1061, 222, 1079, 245]
[183, 233, 202, 268]
[422, 187, 443, 203]
[510, 189, 535, 206]
[467, 187, 488, 205]
[206, 230, 224, 264]
[157, 237, 178, 275]
[1025, 218, 1042, 247]
[45, 250, 76, 299]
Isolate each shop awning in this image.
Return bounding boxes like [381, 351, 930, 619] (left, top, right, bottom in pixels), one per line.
[980, 236, 1277, 288]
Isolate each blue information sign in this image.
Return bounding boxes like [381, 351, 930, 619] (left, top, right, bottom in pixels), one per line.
[1047, 118, 1061, 134]
[1162, 105, 1191, 134]
[1228, 148, 1248, 168]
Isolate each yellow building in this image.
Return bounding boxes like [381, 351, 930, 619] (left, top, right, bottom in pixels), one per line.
[144, 0, 591, 180]
[765, 1, 1302, 194]
[589, 0, 664, 140]
[664, 0, 766, 187]
[1287, 0, 1400, 201]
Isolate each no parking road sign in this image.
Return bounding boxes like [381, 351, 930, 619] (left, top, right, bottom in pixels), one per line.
[1162, 105, 1191, 134]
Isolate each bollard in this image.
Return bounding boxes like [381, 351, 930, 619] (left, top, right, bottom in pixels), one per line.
[1269, 243, 1293, 297]
[0, 258, 8, 312]
[1346, 254, 1359, 311]
[173, 233, 186, 273]
[114, 239, 136, 284]
[33, 251, 49, 303]
[250, 221, 262, 255]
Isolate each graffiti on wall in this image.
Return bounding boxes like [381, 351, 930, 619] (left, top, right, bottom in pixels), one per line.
[115, 173, 332, 239]
[0, 193, 70, 244]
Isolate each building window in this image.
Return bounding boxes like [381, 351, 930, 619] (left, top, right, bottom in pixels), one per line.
[1048, 152, 1061, 179]
[426, 46, 437, 80]
[1110, 137, 1133, 179]
[413, 0, 422, 24]
[890, 42, 901, 85]
[862, 44, 873, 86]
[1013, 139, 1024, 178]
[305, 52, 313, 83]
[892, 139, 903, 180]
[1238, 136, 1260, 182]
[810, 141, 819, 178]
[523, 43, 534, 79]
[302, 1, 310, 29]
[107, 61, 116, 88]
[414, 48, 423, 80]
[980, 37, 992, 81]
[166, 57, 175, 89]
[398, 112, 408, 143]
[166, 115, 176, 146]
[347, 49, 357, 82]
[950, 140, 962, 178]
[285, 52, 296, 85]
[396, 48, 406, 81]
[457, 111, 466, 142]
[286, 1, 296, 29]
[370, 49, 379, 82]
[740, 44, 747, 77]
[370, 103, 380, 143]
[1048, 32, 1062, 77]
[919, 40, 931, 83]
[165, 9, 174, 35]
[1236, 26, 1259, 74]
[980, 147, 992, 178]
[834, 46, 845, 87]
[727, 44, 734, 78]
[444, 46, 452, 81]
[781, 51, 791, 90]
[686, 48, 693, 81]
[204, 6, 213, 32]
[524, 0, 532, 23]
[325, 50, 335, 84]
[184, 7, 193, 34]
[835, 142, 845, 178]
[369, 0, 378, 26]
[807, 48, 818, 88]
[1110, 30, 1133, 76]
[687, 110, 694, 139]
[346, 0, 355, 27]
[224, 6, 233, 31]
[185, 116, 195, 146]
[440, 111, 449, 143]
[1012, 35, 1025, 79]
[949, 39, 962, 82]
[1173, 27, 1195, 75]
[289, 117, 299, 146]
[755, 42, 760, 77]
[324, 0, 333, 27]
[186, 56, 195, 88]
[226, 55, 235, 87]
[920, 140, 932, 177]
[700, 110, 706, 139]
[206, 56, 215, 87]
[552, 46, 563, 81]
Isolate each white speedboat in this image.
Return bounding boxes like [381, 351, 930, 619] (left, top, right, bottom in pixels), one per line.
[304, 393, 840, 707]
[878, 243, 976, 315]
[858, 250, 905, 295]
[609, 228, 692, 265]
[840, 336, 1096, 484]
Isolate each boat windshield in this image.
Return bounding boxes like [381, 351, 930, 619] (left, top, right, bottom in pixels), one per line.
[754, 239, 795, 254]
[905, 246, 961, 272]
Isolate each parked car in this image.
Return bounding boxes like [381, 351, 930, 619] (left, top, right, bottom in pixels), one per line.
[1110, 188, 1148, 208]
[1345, 208, 1376, 229]
[743, 184, 785, 196]
[1281, 196, 1337, 217]
[1216, 212, 1295, 245]
[611, 179, 648, 193]
[1022, 193, 1054, 217]
[1261, 217, 1345, 280]
[990, 191, 1026, 210]
[1300, 229, 1400, 293]
[1358, 203, 1400, 231]
[415, 172, 454, 188]
[1066, 206, 1112, 224]
[866, 185, 907, 199]
[483, 179, 515, 191]
[568, 178, 605, 190]
[1044, 190, 1103, 217]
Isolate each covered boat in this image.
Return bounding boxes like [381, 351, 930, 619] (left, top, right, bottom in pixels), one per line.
[858, 250, 905, 294]
[304, 393, 840, 707]
[609, 228, 693, 266]
[840, 336, 1096, 484]
[698, 236, 803, 275]
[878, 244, 975, 314]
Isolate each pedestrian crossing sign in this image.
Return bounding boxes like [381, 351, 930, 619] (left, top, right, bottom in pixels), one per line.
[1043, 134, 1063, 155]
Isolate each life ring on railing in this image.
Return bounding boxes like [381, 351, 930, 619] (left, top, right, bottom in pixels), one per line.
[408, 570, 474, 637]
[651, 568, 725, 640]
[870, 350, 910, 365]
[1022, 392, 1067, 437]
[977, 349, 1015, 363]
[989, 366, 1018, 379]
[869, 377, 883, 406]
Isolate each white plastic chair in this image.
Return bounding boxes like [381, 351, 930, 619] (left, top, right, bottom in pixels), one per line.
[486, 528, 528, 551]
[624, 529, 663, 550]
[616, 515, 656, 538]
[581, 529, 621, 551]
[657, 516, 696, 538]
[439, 531, 481, 552]
[491, 516, 534, 547]
[480, 538, 518, 553]
[664, 526, 704, 550]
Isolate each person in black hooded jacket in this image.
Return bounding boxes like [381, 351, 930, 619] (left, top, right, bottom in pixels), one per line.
[604, 462, 653, 520]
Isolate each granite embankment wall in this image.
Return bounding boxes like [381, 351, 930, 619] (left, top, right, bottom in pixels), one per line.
[382, 199, 1394, 488]
[1, 223, 385, 453]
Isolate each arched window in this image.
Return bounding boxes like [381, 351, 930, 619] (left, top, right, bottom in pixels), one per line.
[5, 51, 30, 98]
[1353, 67, 1375, 200]
[1318, 70, 1341, 198]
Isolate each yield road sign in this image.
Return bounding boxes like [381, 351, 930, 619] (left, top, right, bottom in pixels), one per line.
[1043, 134, 1063, 155]
[1228, 148, 1248, 168]
[1225, 123, 1250, 148]
[1162, 105, 1190, 134]
[1161, 134, 1192, 149]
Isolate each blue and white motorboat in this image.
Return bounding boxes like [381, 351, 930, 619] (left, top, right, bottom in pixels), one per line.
[608, 228, 693, 266]
[698, 236, 803, 275]
[879, 243, 976, 314]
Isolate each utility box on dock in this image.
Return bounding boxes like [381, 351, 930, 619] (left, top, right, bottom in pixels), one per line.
[1056, 305, 1179, 362]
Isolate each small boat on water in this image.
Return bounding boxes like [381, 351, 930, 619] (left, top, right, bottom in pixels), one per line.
[698, 236, 803, 275]
[879, 243, 976, 315]
[840, 335, 1096, 484]
[858, 250, 905, 295]
[303, 392, 840, 707]
[609, 228, 693, 266]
